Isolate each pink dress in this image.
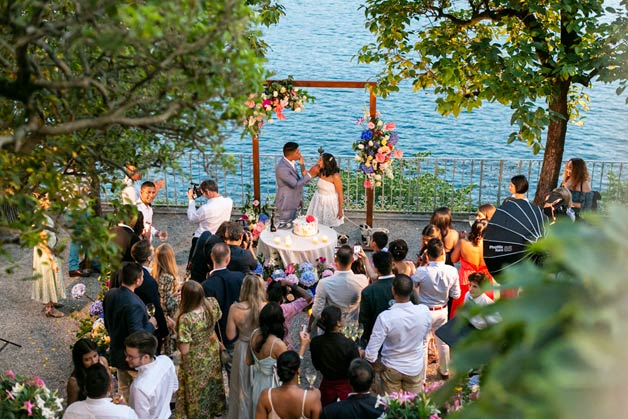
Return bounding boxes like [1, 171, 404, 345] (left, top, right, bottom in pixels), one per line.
[450, 257, 493, 319]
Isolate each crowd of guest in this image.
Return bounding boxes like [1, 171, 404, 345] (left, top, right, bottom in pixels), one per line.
[26, 158, 596, 418]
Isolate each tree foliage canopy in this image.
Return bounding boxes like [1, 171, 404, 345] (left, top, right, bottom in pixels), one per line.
[0, 0, 276, 264]
[358, 0, 628, 201]
[437, 206, 628, 418]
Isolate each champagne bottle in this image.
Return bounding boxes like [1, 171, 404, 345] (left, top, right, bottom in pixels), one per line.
[270, 209, 277, 232]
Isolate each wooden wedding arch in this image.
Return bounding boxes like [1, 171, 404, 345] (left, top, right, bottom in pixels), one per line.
[252, 80, 378, 226]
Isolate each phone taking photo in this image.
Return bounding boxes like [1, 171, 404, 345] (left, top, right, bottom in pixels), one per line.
[353, 245, 361, 260]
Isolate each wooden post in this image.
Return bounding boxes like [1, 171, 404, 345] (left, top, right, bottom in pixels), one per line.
[366, 88, 377, 227]
[252, 133, 261, 201]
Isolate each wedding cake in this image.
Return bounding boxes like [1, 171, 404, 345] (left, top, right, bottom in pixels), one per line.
[293, 215, 318, 237]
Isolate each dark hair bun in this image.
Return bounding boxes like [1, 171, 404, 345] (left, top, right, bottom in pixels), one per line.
[276, 351, 301, 383]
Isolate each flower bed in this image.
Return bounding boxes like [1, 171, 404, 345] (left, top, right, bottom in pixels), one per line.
[0, 371, 63, 419]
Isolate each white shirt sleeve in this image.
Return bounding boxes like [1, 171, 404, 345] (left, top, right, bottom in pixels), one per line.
[187, 200, 201, 222]
[364, 313, 387, 363]
[130, 387, 152, 419]
[311, 282, 327, 319]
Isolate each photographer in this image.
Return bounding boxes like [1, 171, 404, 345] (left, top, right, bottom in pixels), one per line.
[187, 179, 233, 263]
[224, 222, 258, 273]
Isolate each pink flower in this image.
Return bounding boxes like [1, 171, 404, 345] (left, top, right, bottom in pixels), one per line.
[363, 179, 373, 188]
[393, 149, 404, 159]
[305, 215, 316, 223]
[32, 376, 45, 388]
[375, 153, 386, 163]
[245, 100, 256, 108]
[252, 200, 260, 207]
[317, 257, 326, 264]
[5, 370, 15, 379]
[322, 269, 334, 278]
[384, 122, 396, 130]
[241, 214, 249, 221]
[367, 122, 375, 130]
[285, 264, 296, 275]
[262, 99, 272, 107]
[6, 390, 14, 400]
[105, 280, 111, 287]
[24, 400, 33, 416]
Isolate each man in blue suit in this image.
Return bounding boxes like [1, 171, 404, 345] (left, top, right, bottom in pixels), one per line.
[202, 243, 244, 375]
[103, 262, 157, 401]
[275, 142, 320, 223]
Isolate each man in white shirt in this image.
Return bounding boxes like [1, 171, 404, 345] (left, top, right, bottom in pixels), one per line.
[310, 245, 369, 329]
[187, 179, 232, 262]
[365, 274, 431, 394]
[63, 363, 138, 419]
[136, 181, 167, 242]
[412, 238, 461, 381]
[125, 331, 178, 419]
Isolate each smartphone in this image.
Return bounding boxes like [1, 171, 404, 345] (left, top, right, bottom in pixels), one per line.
[353, 245, 361, 261]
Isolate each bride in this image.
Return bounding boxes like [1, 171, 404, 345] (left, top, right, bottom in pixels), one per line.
[306, 153, 344, 227]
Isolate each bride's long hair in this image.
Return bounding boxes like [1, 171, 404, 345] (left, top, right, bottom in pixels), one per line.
[320, 153, 339, 177]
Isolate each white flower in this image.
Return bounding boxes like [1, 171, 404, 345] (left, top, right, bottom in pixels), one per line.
[42, 407, 57, 419]
[71, 283, 86, 299]
[294, 107, 302, 112]
[386, 172, 394, 179]
[357, 144, 364, 150]
[12, 382, 25, 394]
[35, 394, 46, 410]
[273, 91, 278, 97]
[268, 118, 274, 124]
[377, 120, 383, 127]
[302, 95, 307, 101]
[354, 155, 363, 162]
[374, 174, 382, 181]
[384, 135, 390, 141]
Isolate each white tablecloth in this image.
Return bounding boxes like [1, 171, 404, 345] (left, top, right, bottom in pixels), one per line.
[257, 225, 338, 266]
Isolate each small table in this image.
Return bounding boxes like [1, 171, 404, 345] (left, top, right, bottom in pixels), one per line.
[257, 225, 338, 266]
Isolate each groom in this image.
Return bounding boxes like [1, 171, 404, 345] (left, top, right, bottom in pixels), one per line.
[275, 142, 320, 223]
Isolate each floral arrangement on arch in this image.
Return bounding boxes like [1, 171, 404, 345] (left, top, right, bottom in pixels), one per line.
[353, 112, 402, 188]
[240, 193, 271, 244]
[243, 76, 315, 138]
[0, 370, 64, 419]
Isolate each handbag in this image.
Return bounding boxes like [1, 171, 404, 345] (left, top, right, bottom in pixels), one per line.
[216, 323, 232, 365]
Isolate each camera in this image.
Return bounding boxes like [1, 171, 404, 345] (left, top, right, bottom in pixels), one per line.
[190, 182, 201, 199]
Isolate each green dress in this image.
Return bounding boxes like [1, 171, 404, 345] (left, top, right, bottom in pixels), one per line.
[176, 298, 225, 418]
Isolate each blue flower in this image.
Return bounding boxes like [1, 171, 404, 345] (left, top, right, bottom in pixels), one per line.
[254, 262, 264, 275]
[388, 132, 399, 145]
[271, 269, 286, 279]
[89, 300, 104, 316]
[359, 163, 375, 174]
[299, 262, 314, 272]
[361, 130, 373, 140]
[258, 213, 269, 223]
[300, 271, 317, 287]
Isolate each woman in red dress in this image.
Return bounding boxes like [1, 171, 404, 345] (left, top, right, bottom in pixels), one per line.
[450, 219, 493, 318]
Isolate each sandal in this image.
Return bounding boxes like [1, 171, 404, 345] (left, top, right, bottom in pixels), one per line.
[45, 308, 64, 318]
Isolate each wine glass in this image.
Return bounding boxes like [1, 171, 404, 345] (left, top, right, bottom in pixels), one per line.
[304, 368, 317, 389]
[146, 303, 156, 317]
[468, 215, 476, 227]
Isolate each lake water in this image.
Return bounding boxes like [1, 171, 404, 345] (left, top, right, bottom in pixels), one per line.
[223, 0, 628, 162]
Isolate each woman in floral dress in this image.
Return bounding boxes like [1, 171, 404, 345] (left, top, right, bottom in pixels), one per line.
[151, 243, 180, 355]
[176, 280, 225, 419]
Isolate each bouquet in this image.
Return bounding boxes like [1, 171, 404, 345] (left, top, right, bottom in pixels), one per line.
[375, 390, 441, 419]
[0, 371, 63, 419]
[353, 112, 403, 188]
[240, 193, 271, 244]
[265, 260, 322, 290]
[243, 77, 315, 138]
[76, 316, 110, 360]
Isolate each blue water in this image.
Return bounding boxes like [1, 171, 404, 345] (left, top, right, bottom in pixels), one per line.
[223, 0, 628, 161]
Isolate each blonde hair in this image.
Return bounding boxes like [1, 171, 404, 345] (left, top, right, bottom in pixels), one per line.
[152, 243, 178, 280]
[176, 280, 216, 333]
[239, 274, 266, 328]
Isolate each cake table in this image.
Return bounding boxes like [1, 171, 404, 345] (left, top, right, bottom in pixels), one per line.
[257, 224, 338, 266]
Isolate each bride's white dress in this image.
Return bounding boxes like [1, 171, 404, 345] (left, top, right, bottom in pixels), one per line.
[307, 178, 344, 227]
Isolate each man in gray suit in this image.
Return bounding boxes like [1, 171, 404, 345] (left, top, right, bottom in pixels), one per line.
[275, 142, 320, 222]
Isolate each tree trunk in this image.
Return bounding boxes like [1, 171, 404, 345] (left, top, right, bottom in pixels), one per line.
[534, 80, 570, 205]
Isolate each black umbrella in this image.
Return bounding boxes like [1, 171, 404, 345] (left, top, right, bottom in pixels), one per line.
[483, 198, 547, 275]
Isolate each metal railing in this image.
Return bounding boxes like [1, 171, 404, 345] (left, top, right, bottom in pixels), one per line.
[103, 153, 628, 213]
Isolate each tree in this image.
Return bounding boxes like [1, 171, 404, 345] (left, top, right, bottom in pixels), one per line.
[358, 0, 628, 203]
[434, 206, 628, 417]
[0, 0, 279, 265]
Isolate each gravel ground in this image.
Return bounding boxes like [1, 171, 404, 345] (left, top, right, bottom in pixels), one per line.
[0, 209, 467, 403]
